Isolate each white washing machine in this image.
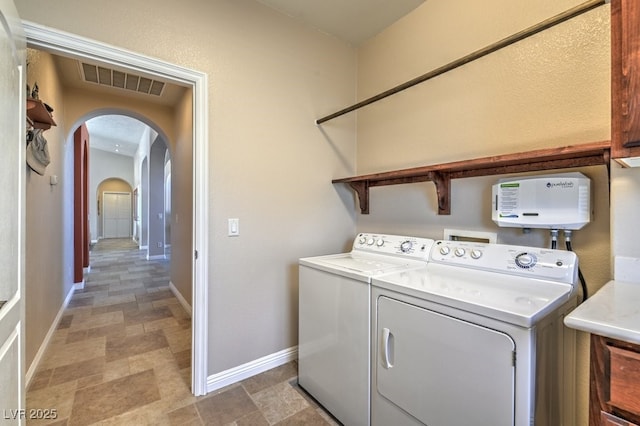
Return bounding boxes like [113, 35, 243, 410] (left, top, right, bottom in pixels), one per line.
[299, 233, 435, 426]
[370, 240, 579, 426]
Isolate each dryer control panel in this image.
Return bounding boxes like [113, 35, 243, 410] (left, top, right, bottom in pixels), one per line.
[430, 240, 578, 284]
[353, 233, 434, 261]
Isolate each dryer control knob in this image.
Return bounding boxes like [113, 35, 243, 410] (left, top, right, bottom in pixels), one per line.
[439, 246, 450, 255]
[376, 239, 385, 247]
[454, 248, 466, 257]
[367, 238, 375, 245]
[470, 249, 483, 259]
[400, 240, 413, 253]
[359, 236, 367, 244]
[515, 252, 537, 268]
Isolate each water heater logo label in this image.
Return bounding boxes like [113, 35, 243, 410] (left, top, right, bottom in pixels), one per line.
[546, 181, 574, 189]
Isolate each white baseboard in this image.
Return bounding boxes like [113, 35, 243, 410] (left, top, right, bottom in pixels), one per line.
[169, 281, 192, 317]
[25, 284, 76, 386]
[83, 266, 91, 274]
[91, 239, 98, 245]
[147, 254, 166, 261]
[73, 280, 85, 291]
[206, 346, 298, 393]
[140, 245, 148, 250]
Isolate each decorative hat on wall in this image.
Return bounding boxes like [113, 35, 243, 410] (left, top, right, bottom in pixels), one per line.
[26, 128, 51, 175]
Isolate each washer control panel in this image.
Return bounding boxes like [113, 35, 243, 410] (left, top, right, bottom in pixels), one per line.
[353, 233, 434, 261]
[430, 240, 578, 283]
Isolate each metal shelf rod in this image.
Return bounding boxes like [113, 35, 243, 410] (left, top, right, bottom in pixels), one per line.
[316, 0, 608, 125]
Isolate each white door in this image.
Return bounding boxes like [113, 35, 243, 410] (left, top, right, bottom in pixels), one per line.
[373, 296, 516, 426]
[103, 192, 132, 238]
[0, 0, 26, 422]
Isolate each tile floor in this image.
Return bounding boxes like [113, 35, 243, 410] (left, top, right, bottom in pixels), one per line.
[26, 238, 338, 425]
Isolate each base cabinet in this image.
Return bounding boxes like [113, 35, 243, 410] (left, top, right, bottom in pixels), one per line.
[591, 335, 640, 425]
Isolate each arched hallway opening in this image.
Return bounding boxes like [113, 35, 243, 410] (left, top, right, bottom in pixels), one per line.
[22, 22, 208, 399]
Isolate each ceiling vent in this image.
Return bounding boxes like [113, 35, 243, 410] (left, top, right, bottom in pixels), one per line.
[80, 62, 165, 96]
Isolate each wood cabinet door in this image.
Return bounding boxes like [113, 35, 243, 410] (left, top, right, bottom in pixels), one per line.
[611, 0, 640, 160]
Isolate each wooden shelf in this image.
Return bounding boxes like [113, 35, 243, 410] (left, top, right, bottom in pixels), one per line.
[26, 98, 56, 130]
[333, 140, 611, 215]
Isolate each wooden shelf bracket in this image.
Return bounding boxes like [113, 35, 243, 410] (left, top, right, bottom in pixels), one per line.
[431, 171, 451, 215]
[349, 181, 370, 214]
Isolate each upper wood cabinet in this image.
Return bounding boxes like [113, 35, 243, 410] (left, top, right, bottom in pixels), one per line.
[611, 0, 640, 163]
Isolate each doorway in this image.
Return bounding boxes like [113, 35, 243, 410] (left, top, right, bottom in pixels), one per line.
[24, 23, 210, 396]
[102, 192, 132, 239]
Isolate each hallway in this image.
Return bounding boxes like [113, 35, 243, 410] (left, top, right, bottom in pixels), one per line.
[25, 239, 337, 425]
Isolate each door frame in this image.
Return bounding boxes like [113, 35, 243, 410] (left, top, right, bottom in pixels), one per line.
[0, 0, 27, 414]
[23, 21, 210, 395]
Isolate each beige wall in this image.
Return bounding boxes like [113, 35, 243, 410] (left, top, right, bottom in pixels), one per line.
[63, 87, 175, 142]
[25, 49, 71, 369]
[355, 1, 611, 424]
[17, 0, 358, 377]
[170, 89, 193, 303]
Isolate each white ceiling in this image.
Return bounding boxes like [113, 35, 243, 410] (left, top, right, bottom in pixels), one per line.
[77, 0, 426, 156]
[85, 115, 149, 157]
[256, 0, 425, 45]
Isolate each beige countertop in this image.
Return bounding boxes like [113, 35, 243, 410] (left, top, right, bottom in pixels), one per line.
[564, 280, 640, 345]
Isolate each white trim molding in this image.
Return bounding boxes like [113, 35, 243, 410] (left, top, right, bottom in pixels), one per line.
[25, 284, 75, 386]
[169, 281, 192, 317]
[22, 21, 210, 396]
[146, 254, 166, 261]
[207, 346, 298, 393]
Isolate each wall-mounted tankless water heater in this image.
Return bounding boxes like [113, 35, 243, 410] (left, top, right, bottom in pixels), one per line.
[492, 172, 591, 230]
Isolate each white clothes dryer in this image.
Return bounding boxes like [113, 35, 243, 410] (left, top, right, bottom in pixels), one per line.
[370, 240, 579, 426]
[299, 233, 435, 426]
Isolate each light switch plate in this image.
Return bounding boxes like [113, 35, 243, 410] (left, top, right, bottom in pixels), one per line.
[228, 218, 240, 236]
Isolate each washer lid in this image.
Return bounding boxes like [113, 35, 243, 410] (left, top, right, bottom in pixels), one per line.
[300, 252, 423, 282]
[372, 264, 575, 327]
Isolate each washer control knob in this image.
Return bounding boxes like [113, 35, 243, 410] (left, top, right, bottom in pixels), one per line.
[439, 246, 451, 255]
[470, 249, 483, 259]
[515, 252, 537, 269]
[367, 238, 375, 246]
[400, 240, 413, 253]
[376, 239, 385, 247]
[454, 248, 466, 257]
[359, 236, 367, 244]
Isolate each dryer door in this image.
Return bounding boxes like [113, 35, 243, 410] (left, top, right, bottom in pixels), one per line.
[374, 296, 516, 426]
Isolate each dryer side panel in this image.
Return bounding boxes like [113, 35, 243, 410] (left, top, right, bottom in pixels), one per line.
[298, 265, 370, 426]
